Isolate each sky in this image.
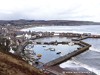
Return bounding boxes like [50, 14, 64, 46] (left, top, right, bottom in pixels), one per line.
[0, 0, 100, 22]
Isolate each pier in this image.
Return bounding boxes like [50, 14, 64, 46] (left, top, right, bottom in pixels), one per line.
[44, 41, 91, 67]
[36, 41, 69, 45]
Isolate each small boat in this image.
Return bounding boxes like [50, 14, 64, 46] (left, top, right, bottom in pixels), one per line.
[44, 48, 49, 50]
[37, 54, 42, 57]
[31, 45, 34, 48]
[49, 48, 55, 51]
[68, 42, 74, 46]
[56, 52, 61, 54]
[43, 46, 46, 47]
[77, 47, 81, 50]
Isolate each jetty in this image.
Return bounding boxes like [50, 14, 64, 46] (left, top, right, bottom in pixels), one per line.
[44, 41, 91, 67]
[36, 41, 70, 45]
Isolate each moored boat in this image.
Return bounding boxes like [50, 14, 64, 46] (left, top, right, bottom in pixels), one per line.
[56, 52, 61, 54]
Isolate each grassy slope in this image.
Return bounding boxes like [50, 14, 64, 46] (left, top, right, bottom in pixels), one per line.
[0, 49, 46, 75]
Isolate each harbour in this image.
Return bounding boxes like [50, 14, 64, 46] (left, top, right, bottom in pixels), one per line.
[18, 25, 100, 75]
[44, 41, 91, 67]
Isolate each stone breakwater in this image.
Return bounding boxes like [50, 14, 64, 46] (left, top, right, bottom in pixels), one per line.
[44, 41, 91, 67]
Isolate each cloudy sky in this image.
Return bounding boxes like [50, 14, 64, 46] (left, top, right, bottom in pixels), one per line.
[0, 0, 100, 22]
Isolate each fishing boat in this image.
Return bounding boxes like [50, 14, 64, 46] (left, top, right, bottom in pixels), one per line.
[43, 46, 46, 47]
[56, 52, 61, 54]
[37, 54, 42, 58]
[68, 42, 74, 46]
[49, 48, 55, 51]
[44, 48, 49, 50]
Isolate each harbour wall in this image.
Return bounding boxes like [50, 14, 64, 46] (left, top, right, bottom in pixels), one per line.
[44, 41, 91, 67]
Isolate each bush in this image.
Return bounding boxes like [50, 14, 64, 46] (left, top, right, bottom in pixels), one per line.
[0, 38, 10, 52]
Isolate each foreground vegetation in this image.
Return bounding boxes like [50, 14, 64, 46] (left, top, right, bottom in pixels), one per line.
[0, 38, 46, 75]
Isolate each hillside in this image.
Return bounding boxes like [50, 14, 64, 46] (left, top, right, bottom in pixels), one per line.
[0, 49, 46, 75]
[0, 20, 100, 26]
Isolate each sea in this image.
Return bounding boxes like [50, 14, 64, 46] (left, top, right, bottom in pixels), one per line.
[21, 25, 100, 75]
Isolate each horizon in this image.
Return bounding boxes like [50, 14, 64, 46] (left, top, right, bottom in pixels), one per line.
[0, 19, 97, 22]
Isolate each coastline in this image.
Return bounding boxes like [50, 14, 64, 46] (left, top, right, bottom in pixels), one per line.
[16, 25, 100, 75]
[20, 25, 100, 35]
[19, 25, 99, 32]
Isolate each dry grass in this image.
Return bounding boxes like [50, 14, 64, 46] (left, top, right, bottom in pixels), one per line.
[0, 50, 46, 75]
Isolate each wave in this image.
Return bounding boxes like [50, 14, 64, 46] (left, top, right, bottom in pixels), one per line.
[20, 26, 100, 34]
[90, 47, 100, 52]
[60, 59, 100, 75]
[72, 58, 100, 75]
[59, 60, 81, 68]
[21, 28, 100, 35]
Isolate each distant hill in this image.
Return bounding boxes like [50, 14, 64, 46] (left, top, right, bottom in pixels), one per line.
[0, 20, 100, 26]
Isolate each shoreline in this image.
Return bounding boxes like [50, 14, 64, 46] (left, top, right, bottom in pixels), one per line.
[19, 25, 100, 35]
[15, 25, 100, 75]
[18, 25, 100, 31]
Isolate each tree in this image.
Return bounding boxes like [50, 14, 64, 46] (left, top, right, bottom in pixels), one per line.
[0, 38, 10, 52]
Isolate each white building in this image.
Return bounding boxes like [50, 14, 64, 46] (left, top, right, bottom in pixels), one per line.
[24, 34, 32, 39]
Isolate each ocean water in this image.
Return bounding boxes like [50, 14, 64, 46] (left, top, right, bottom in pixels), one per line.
[22, 25, 100, 75]
[72, 38, 100, 75]
[21, 25, 100, 34]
